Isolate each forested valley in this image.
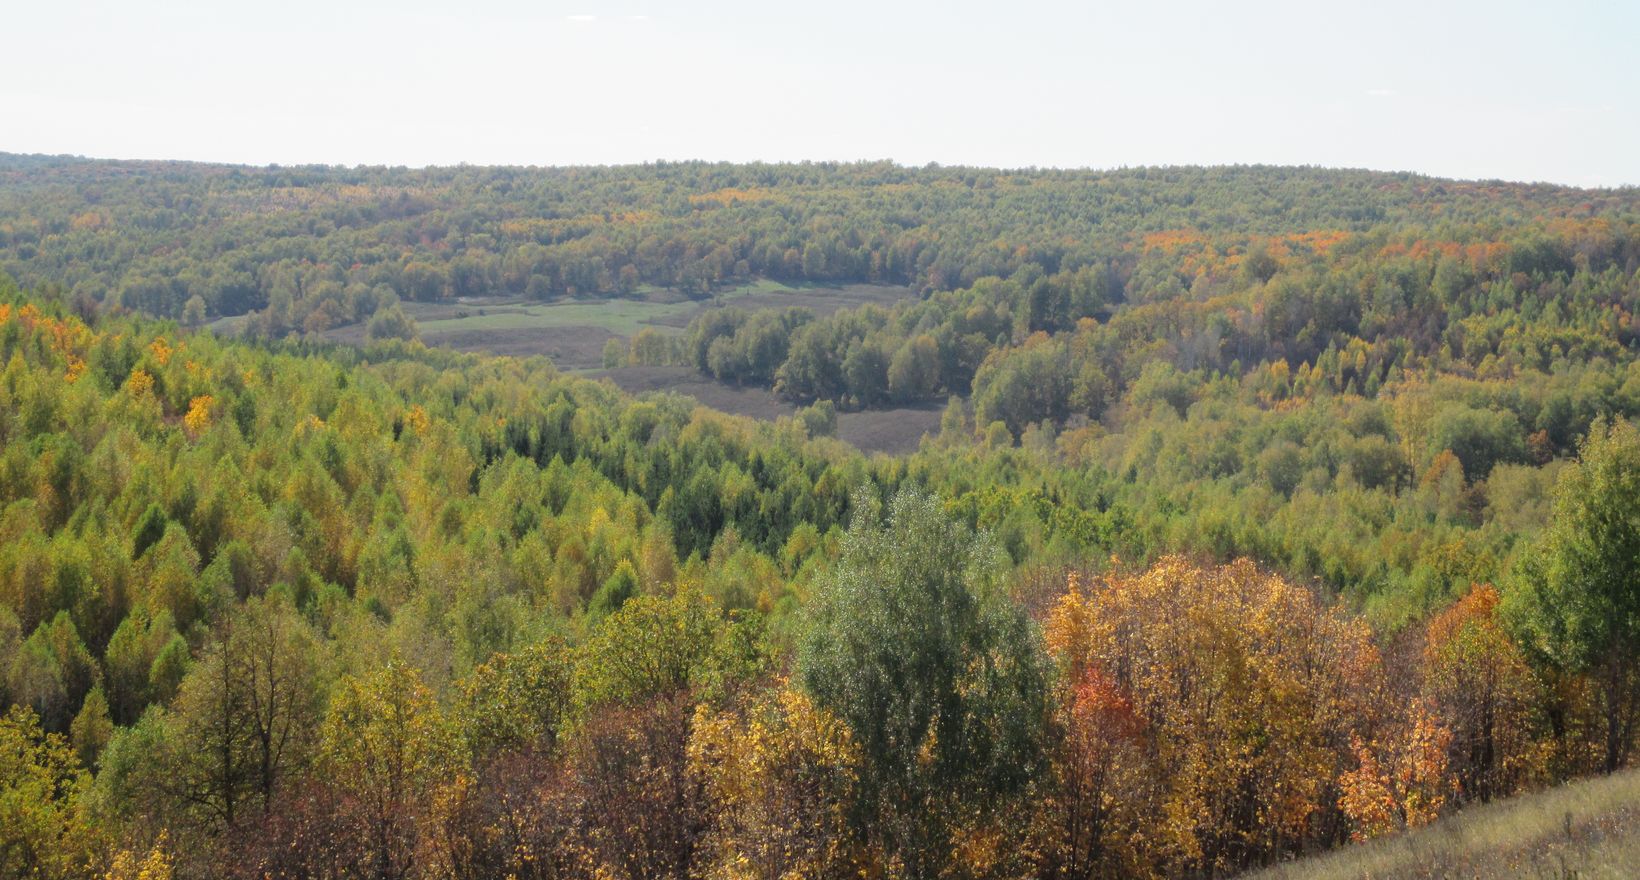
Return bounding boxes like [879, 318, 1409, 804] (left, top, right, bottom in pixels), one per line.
[2, 156, 1640, 879]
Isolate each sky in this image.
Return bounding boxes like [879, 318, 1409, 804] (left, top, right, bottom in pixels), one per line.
[5, 0, 1637, 187]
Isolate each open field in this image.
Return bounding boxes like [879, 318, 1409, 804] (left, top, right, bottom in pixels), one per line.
[1245, 769, 1640, 880]
[314, 278, 935, 454]
[833, 402, 948, 456]
[314, 280, 931, 448]
[594, 365, 945, 455]
[597, 365, 797, 421]
[320, 297, 692, 370]
[314, 280, 913, 371]
[641, 280, 912, 328]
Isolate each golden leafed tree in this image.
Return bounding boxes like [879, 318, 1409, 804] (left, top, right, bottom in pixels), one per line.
[1045, 558, 1390, 876]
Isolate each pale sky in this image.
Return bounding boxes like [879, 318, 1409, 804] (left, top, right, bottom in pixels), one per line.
[5, 0, 1637, 187]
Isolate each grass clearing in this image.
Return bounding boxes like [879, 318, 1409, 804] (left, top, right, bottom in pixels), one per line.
[220, 280, 931, 440]
[411, 298, 698, 338]
[1246, 768, 1640, 879]
[339, 280, 914, 371]
[406, 279, 907, 337]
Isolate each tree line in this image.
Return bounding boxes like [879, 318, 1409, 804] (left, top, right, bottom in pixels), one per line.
[673, 217, 1639, 419]
[2, 155, 1633, 338]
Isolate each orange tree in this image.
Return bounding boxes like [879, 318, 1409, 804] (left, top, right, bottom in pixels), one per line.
[1044, 558, 1390, 876]
[1420, 584, 1546, 802]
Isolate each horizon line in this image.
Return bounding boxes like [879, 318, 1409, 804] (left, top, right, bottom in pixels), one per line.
[3, 150, 1635, 192]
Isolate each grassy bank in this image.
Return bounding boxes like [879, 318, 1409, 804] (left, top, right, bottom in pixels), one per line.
[1249, 769, 1640, 879]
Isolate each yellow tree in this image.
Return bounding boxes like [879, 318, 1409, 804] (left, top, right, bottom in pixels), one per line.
[183, 395, 214, 437]
[103, 834, 174, 880]
[319, 661, 461, 880]
[0, 706, 98, 880]
[126, 368, 155, 398]
[688, 686, 866, 880]
[1045, 558, 1387, 876]
[1031, 665, 1155, 880]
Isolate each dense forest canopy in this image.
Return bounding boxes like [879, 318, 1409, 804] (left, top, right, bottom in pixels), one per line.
[2, 158, 1639, 879]
[2, 154, 1633, 319]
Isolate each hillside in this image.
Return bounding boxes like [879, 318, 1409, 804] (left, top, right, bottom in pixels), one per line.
[1249, 768, 1640, 879]
[4, 157, 1629, 320]
[2, 160, 1640, 879]
[4, 160, 1639, 621]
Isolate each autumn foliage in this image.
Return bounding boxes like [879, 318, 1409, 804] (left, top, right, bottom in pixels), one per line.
[1043, 559, 1389, 875]
[1336, 701, 1451, 841]
[688, 687, 863, 879]
[1419, 584, 1546, 802]
[3, 256, 1638, 879]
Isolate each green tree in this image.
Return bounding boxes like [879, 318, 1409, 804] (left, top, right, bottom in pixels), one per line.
[797, 488, 1049, 873]
[366, 303, 420, 342]
[69, 686, 113, 769]
[972, 339, 1071, 435]
[457, 637, 573, 759]
[1428, 405, 1526, 481]
[103, 608, 182, 725]
[984, 420, 1012, 448]
[887, 334, 941, 403]
[797, 399, 837, 438]
[162, 596, 325, 828]
[775, 322, 846, 402]
[8, 612, 96, 732]
[589, 558, 639, 619]
[938, 395, 969, 444]
[842, 340, 888, 407]
[181, 294, 207, 326]
[630, 327, 673, 366]
[572, 586, 729, 714]
[1507, 418, 1640, 773]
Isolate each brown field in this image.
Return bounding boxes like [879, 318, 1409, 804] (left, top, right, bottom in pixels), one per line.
[326, 320, 618, 367]
[594, 366, 945, 456]
[1244, 768, 1640, 879]
[835, 402, 946, 456]
[430, 326, 619, 367]
[596, 366, 797, 421]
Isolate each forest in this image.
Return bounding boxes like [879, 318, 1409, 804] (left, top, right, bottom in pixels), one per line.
[1, 157, 1639, 879]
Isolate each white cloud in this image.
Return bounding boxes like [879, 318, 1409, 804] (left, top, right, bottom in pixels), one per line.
[1365, 88, 1396, 97]
[624, 14, 651, 21]
[567, 14, 596, 22]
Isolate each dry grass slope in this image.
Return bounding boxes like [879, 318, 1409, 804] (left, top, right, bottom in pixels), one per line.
[1248, 769, 1640, 879]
